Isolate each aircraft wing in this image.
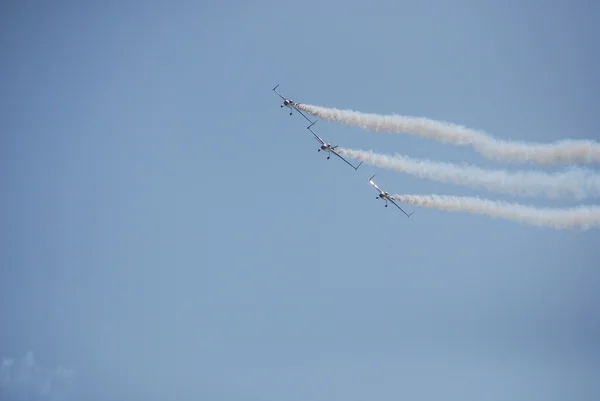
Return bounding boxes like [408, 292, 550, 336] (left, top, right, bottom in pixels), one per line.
[292, 105, 316, 124]
[272, 84, 287, 101]
[368, 175, 384, 193]
[308, 128, 325, 145]
[389, 198, 414, 218]
[331, 149, 363, 171]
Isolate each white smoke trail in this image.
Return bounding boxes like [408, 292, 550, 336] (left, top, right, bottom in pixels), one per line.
[337, 148, 600, 200]
[390, 194, 600, 230]
[297, 104, 600, 165]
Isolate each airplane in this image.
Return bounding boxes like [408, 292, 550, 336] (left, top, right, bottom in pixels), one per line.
[272, 84, 315, 124]
[307, 122, 363, 171]
[368, 174, 414, 217]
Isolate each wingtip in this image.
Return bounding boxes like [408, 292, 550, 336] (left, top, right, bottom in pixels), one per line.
[368, 174, 376, 181]
[355, 161, 364, 171]
[272, 84, 280, 91]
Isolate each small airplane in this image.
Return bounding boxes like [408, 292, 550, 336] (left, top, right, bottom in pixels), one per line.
[272, 84, 315, 124]
[307, 122, 363, 171]
[368, 174, 414, 217]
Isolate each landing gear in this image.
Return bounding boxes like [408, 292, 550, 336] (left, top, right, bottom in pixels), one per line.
[327, 156, 330, 159]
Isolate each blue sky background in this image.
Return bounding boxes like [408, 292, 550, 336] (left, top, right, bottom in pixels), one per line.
[1, 1, 599, 400]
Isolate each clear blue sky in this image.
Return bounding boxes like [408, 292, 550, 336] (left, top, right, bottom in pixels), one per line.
[1, 1, 599, 400]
